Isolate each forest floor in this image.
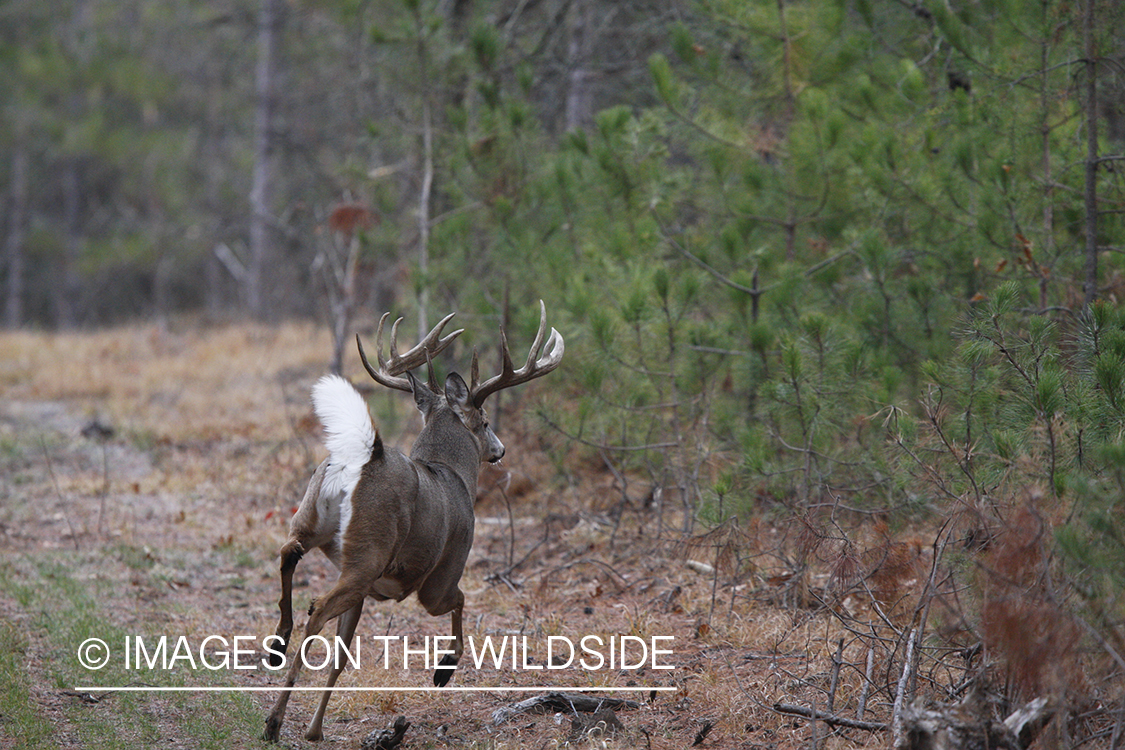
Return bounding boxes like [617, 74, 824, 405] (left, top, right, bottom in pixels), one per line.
[0, 321, 953, 749]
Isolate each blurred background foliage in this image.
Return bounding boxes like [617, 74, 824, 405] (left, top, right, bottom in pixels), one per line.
[3, 0, 1125, 598]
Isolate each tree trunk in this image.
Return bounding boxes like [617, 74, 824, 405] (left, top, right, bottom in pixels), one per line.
[324, 231, 362, 376]
[249, 0, 280, 319]
[1082, 0, 1099, 307]
[56, 0, 89, 329]
[204, 78, 225, 316]
[57, 158, 82, 328]
[4, 145, 28, 328]
[413, 4, 433, 336]
[1039, 6, 1053, 311]
[564, 0, 592, 131]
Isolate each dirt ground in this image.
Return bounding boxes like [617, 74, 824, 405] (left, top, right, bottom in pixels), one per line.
[0, 322, 893, 749]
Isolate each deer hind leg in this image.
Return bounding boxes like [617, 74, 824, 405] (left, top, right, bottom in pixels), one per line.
[263, 577, 367, 743]
[304, 599, 364, 742]
[433, 588, 465, 687]
[269, 540, 305, 668]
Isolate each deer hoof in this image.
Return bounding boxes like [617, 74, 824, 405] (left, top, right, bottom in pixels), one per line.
[433, 654, 458, 687]
[304, 727, 323, 742]
[266, 640, 288, 669]
[263, 716, 282, 743]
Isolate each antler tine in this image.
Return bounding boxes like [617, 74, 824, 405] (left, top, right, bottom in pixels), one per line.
[471, 300, 565, 407]
[357, 332, 399, 390]
[385, 315, 402, 367]
[356, 311, 464, 392]
[426, 347, 439, 393]
[521, 301, 550, 371]
[370, 313, 395, 376]
[418, 311, 463, 360]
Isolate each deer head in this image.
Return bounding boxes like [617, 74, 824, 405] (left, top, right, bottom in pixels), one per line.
[354, 300, 564, 466]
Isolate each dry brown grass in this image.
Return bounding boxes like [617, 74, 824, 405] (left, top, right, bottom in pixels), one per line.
[1, 321, 333, 442]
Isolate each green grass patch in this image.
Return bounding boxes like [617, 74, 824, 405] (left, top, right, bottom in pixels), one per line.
[0, 617, 53, 748]
[109, 543, 158, 571]
[0, 552, 272, 748]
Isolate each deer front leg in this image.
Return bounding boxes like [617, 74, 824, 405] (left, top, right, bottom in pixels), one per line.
[269, 540, 304, 668]
[263, 647, 302, 743]
[304, 599, 364, 742]
[263, 582, 366, 742]
[433, 589, 464, 687]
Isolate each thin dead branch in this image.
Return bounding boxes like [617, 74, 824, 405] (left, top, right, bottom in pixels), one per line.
[773, 703, 888, 732]
[891, 627, 919, 747]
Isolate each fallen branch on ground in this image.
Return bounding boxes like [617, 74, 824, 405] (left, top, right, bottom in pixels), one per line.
[773, 703, 889, 732]
[491, 692, 641, 726]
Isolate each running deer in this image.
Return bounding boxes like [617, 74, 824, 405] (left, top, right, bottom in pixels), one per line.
[263, 303, 564, 743]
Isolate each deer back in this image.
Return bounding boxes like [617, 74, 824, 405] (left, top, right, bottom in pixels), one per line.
[338, 371, 498, 605]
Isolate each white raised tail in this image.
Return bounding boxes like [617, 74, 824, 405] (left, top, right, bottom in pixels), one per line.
[311, 374, 376, 501]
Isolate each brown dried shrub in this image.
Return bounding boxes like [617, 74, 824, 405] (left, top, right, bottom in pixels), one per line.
[977, 503, 1083, 697]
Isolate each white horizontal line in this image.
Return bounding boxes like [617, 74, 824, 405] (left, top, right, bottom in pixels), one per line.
[73, 685, 677, 693]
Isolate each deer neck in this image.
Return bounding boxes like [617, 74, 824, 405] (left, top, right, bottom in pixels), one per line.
[409, 408, 481, 495]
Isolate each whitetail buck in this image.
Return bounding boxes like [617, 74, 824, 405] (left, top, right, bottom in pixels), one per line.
[263, 303, 563, 743]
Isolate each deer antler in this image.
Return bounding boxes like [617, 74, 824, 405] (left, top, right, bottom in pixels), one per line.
[470, 300, 565, 407]
[356, 312, 463, 392]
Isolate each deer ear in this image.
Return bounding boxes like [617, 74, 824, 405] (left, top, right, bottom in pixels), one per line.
[407, 371, 438, 415]
[445, 372, 472, 412]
